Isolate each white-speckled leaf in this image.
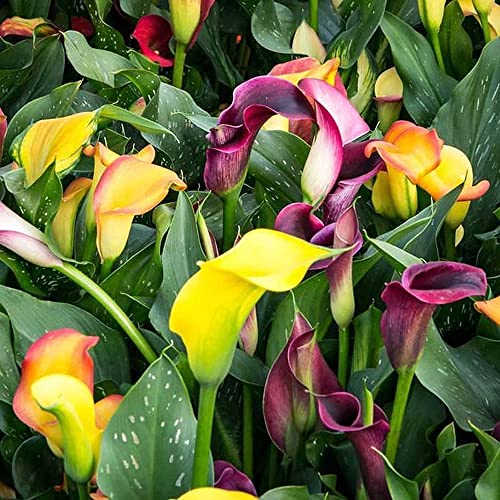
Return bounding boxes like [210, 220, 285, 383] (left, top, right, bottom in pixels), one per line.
[98, 355, 199, 499]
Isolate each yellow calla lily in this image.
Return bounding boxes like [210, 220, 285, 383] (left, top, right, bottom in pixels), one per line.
[177, 488, 257, 500]
[374, 67, 403, 133]
[418, 0, 446, 33]
[170, 229, 342, 386]
[459, 0, 500, 38]
[51, 178, 92, 257]
[292, 19, 327, 62]
[10, 112, 98, 186]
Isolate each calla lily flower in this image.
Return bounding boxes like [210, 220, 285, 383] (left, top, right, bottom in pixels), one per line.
[0, 108, 7, 160]
[417, 145, 490, 229]
[92, 149, 186, 265]
[374, 67, 403, 133]
[366, 120, 444, 220]
[10, 112, 98, 186]
[132, 14, 174, 67]
[381, 262, 487, 369]
[475, 295, 500, 325]
[459, 0, 500, 38]
[70, 16, 95, 37]
[51, 178, 92, 257]
[13, 329, 122, 483]
[318, 392, 390, 500]
[0, 202, 62, 268]
[263, 313, 340, 456]
[292, 20, 327, 62]
[214, 461, 257, 495]
[418, 0, 446, 34]
[0, 16, 55, 37]
[177, 488, 257, 500]
[170, 229, 346, 386]
[168, 0, 215, 48]
[205, 75, 368, 208]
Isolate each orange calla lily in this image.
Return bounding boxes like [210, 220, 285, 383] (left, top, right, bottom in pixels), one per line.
[365, 120, 444, 220]
[13, 329, 122, 483]
[475, 296, 500, 326]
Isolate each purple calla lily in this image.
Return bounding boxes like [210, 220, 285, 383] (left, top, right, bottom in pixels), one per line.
[214, 460, 257, 496]
[318, 392, 390, 500]
[263, 313, 340, 457]
[381, 261, 487, 370]
[0, 203, 62, 268]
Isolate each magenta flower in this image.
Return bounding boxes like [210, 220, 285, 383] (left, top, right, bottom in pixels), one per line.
[132, 14, 174, 67]
[214, 461, 257, 496]
[70, 16, 94, 37]
[263, 313, 340, 457]
[381, 262, 487, 369]
[318, 392, 390, 500]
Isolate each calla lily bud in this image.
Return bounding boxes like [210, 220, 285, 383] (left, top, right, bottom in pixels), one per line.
[459, 0, 499, 38]
[214, 461, 257, 495]
[374, 67, 403, 133]
[168, 0, 215, 48]
[418, 0, 446, 34]
[0, 108, 7, 160]
[0, 17, 55, 37]
[239, 308, 258, 357]
[473, 0, 494, 15]
[170, 229, 344, 386]
[292, 20, 327, 62]
[52, 178, 92, 257]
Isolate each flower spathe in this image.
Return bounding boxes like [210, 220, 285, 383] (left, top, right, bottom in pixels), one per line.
[381, 262, 487, 369]
[374, 67, 403, 133]
[474, 296, 500, 326]
[132, 14, 174, 67]
[0, 16, 54, 37]
[168, 0, 215, 48]
[214, 460, 257, 495]
[459, 0, 500, 38]
[418, 0, 446, 33]
[291, 20, 327, 62]
[13, 329, 122, 483]
[0, 202, 62, 268]
[170, 229, 347, 386]
[93, 153, 186, 264]
[177, 488, 257, 500]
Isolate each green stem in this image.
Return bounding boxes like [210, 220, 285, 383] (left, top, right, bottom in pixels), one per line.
[77, 483, 89, 500]
[222, 189, 240, 252]
[338, 326, 350, 388]
[172, 42, 187, 89]
[57, 262, 157, 364]
[267, 444, 279, 490]
[99, 258, 114, 282]
[192, 384, 219, 488]
[429, 30, 445, 72]
[385, 366, 416, 464]
[309, 0, 319, 32]
[478, 12, 491, 44]
[242, 384, 254, 479]
[443, 225, 456, 261]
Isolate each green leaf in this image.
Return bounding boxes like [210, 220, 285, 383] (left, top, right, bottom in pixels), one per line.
[0, 285, 130, 385]
[116, 69, 161, 101]
[348, 49, 377, 117]
[469, 421, 499, 465]
[364, 234, 423, 272]
[444, 478, 476, 500]
[475, 449, 500, 500]
[150, 192, 205, 346]
[261, 486, 312, 499]
[350, 305, 383, 374]
[446, 443, 477, 487]
[0, 313, 19, 404]
[377, 450, 419, 500]
[229, 349, 269, 386]
[436, 423, 456, 461]
[2, 82, 81, 161]
[98, 355, 199, 498]
[416, 321, 500, 430]
[330, 0, 387, 69]
[380, 12, 456, 126]
[63, 30, 136, 86]
[119, 0, 151, 18]
[433, 38, 500, 243]
[251, 0, 298, 54]
[7, 0, 51, 16]
[142, 83, 209, 183]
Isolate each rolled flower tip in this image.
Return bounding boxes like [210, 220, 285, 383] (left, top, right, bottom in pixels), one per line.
[474, 296, 500, 325]
[374, 67, 403, 102]
[291, 19, 327, 62]
[214, 460, 257, 496]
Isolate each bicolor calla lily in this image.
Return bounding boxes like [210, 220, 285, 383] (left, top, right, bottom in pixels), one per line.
[10, 112, 98, 186]
[177, 488, 257, 500]
[381, 262, 487, 370]
[170, 229, 347, 386]
[374, 67, 403, 133]
[366, 120, 444, 220]
[291, 20, 327, 62]
[168, 0, 215, 48]
[318, 392, 390, 500]
[0, 16, 55, 37]
[263, 313, 340, 456]
[93, 151, 186, 266]
[51, 178, 92, 257]
[205, 74, 368, 208]
[417, 145, 490, 229]
[214, 461, 257, 495]
[475, 295, 500, 326]
[459, 0, 500, 38]
[132, 14, 174, 67]
[0, 202, 62, 267]
[0, 108, 6, 160]
[13, 329, 122, 483]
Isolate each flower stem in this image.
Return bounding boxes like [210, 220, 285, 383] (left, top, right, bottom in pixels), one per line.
[443, 225, 456, 261]
[77, 483, 89, 500]
[192, 384, 219, 488]
[172, 42, 187, 89]
[429, 30, 445, 72]
[338, 326, 350, 387]
[385, 366, 415, 463]
[309, 0, 319, 32]
[57, 262, 157, 364]
[478, 12, 491, 44]
[222, 190, 240, 252]
[242, 384, 254, 478]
